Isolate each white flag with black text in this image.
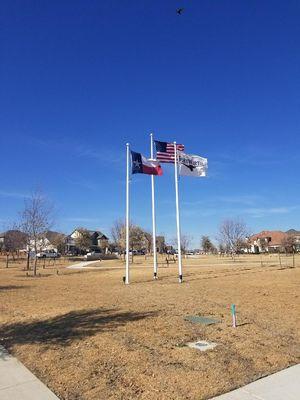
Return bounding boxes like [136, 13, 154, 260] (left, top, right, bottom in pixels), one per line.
[178, 152, 207, 177]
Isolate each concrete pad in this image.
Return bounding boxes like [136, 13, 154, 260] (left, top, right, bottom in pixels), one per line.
[187, 340, 217, 352]
[0, 346, 59, 399]
[210, 364, 300, 400]
[184, 315, 220, 325]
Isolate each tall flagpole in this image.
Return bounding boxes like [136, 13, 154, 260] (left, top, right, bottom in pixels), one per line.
[150, 133, 158, 279]
[125, 143, 130, 284]
[174, 142, 183, 283]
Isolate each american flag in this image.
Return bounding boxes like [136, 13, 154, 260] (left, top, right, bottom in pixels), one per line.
[154, 140, 185, 163]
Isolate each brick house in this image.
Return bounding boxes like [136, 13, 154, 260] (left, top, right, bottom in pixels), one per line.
[249, 230, 288, 253]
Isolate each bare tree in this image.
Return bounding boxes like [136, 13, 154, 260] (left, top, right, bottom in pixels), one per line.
[282, 235, 296, 254]
[111, 220, 150, 260]
[111, 219, 126, 255]
[20, 190, 53, 276]
[181, 235, 192, 254]
[218, 243, 225, 255]
[218, 219, 250, 255]
[143, 231, 152, 254]
[99, 237, 109, 254]
[131, 226, 148, 252]
[49, 232, 66, 255]
[74, 228, 92, 254]
[4, 228, 27, 259]
[173, 235, 192, 255]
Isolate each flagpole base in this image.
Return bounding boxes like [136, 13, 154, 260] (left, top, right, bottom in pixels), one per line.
[153, 272, 158, 280]
[179, 274, 183, 283]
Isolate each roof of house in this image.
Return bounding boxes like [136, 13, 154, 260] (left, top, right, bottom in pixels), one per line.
[250, 230, 288, 246]
[88, 230, 109, 239]
[0, 230, 28, 238]
[87, 230, 104, 236]
[71, 228, 108, 240]
[286, 229, 300, 235]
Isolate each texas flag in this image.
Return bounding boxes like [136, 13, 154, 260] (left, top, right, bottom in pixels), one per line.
[131, 151, 163, 176]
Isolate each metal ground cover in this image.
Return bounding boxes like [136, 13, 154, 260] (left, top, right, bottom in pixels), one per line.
[184, 315, 220, 325]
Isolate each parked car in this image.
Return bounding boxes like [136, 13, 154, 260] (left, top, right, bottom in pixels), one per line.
[84, 250, 102, 260]
[36, 250, 61, 259]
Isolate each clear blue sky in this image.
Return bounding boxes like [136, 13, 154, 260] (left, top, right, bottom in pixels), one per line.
[1, 0, 299, 247]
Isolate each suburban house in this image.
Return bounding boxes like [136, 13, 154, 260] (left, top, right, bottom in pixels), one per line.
[66, 229, 109, 254]
[248, 230, 288, 253]
[28, 231, 65, 253]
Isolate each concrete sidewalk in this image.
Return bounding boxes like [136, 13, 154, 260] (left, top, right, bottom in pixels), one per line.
[66, 261, 124, 270]
[0, 346, 59, 400]
[210, 364, 300, 400]
[66, 260, 101, 269]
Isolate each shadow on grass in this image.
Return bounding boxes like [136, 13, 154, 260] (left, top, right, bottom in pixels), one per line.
[0, 308, 156, 349]
[0, 285, 27, 291]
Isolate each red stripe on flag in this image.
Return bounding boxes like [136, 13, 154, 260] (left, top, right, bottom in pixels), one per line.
[142, 164, 163, 175]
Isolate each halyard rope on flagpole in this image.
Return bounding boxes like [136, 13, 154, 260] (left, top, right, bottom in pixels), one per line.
[125, 143, 130, 284]
[150, 133, 158, 279]
[174, 142, 183, 283]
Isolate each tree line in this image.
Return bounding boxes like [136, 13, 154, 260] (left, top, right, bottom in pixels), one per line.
[1, 191, 297, 276]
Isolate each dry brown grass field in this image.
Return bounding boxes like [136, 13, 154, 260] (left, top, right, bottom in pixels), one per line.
[0, 254, 299, 400]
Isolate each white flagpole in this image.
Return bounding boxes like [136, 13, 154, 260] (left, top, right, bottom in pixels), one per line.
[125, 143, 130, 284]
[150, 133, 158, 279]
[174, 142, 183, 283]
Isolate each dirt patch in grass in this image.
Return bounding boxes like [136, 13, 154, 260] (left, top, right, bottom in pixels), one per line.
[0, 254, 299, 399]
